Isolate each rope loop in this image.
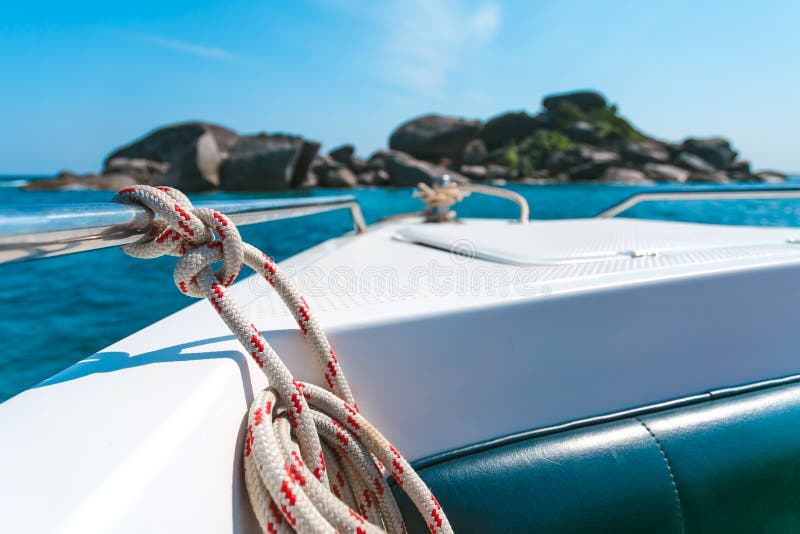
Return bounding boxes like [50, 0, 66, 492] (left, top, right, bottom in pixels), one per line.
[413, 179, 466, 223]
[113, 185, 244, 297]
[113, 185, 453, 534]
[413, 174, 530, 224]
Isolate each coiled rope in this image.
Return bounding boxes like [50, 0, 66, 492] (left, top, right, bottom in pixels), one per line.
[113, 185, 452, 534]
[413, 176, 530, 224]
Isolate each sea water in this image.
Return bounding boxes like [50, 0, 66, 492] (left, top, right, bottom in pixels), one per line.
[2, 177, 800, 401]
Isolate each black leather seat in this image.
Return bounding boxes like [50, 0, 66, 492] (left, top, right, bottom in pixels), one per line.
[396, 380, 800, 533]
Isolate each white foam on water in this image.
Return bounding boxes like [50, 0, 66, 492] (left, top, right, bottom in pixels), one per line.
[0, 179, 30, 187]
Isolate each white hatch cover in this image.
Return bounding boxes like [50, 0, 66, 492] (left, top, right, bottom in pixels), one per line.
[394, 218, 800, 265]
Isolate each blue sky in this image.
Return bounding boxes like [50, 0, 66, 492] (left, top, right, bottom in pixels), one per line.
[1, 0, 799, 174]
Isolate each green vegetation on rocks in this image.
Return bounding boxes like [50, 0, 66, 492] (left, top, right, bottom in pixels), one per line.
[495, 93, 645, 175]
[547, 101, 645, 144]
[503, 130, 573, 174]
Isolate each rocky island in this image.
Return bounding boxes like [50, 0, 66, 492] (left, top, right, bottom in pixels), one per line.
[25, 90, 787, 191]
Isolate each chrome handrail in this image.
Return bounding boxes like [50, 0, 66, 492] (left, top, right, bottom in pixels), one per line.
[596, 187, 800, 218]
[0, 195, 366, 264]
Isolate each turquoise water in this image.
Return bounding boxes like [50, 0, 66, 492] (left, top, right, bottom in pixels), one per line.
[2, 178, 800, 401]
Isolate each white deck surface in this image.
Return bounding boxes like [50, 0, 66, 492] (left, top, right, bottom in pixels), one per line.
[4, 216, 800, 532]
[397, 217, 800, 263]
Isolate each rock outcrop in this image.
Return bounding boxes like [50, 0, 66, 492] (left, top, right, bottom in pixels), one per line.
[25, 89, 787, 191]
[461, 139, 488, 165]
[388, 114, 481, 162]
[481, 111, 546, 150]
[219, 134, 318, 190]
[620, 140, 670, 164]
[755, 170, 788, 183]
[546, 145, 620, 180]
[311, 156, 359, 188]
[104, 158, 169, 182]
[22, 171, 138, 191]
[328, 144, 368, 174]
[565, 121, 599, 144]
[158, 131, 223, 191]
[104, 122, 238, 181]
[543, 90, 607, 113]
[383, 150, 466, 187]
[643, 163, 690, 183]
[600, 167, 652, 184]
[682, 137, 737, 170]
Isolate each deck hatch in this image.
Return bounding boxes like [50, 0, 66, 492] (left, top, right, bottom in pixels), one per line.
[395, 218, 800, 265]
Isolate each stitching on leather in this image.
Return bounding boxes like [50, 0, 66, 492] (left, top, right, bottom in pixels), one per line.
[637, 418, 686, 534]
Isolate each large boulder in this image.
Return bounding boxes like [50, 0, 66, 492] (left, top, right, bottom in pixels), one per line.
[292, 139, 321, 187]
[674, 151, 715, 172]
[547, 145, 619, 180]
[300, 169, 319, 189]
[219, 134, 319, 190]
[365, 150, 390, 171]
[156, 131, 223, 191]
[328, 144, 355, 163]
[328, 144, 368, 174]
[319, 165, 358, 188]
[643, 163, 690, 183]
[383, 150, 466, 187]
[620, 140, 670, 163]
[568, 160, 617, 181]
[461, 139, 488, 165]
[728, 163, 755, 182]
[104, 157, 169, 182]
[480, 111, 547, 150]
[755, 170, 788, 183]
[355, 169, 390, 186]
[104, 122, 239, 171]
[543, 90, 607, 114]
[565, 121, 599, 144]
[682, 137, 737, 169]
[311, 156, 358, 188]
[728, 160, 751, 174]
[388, 114, 481, 161]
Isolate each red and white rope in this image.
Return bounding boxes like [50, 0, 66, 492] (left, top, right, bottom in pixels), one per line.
[113, 185, 452, 534]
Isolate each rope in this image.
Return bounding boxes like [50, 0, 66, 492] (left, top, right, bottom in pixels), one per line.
[413, 177, 530, 223]
[461, 184, 530, 224]
[113, 185, 452, 534]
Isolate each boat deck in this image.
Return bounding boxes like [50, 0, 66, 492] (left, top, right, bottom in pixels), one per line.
[4, 216, 800, 532]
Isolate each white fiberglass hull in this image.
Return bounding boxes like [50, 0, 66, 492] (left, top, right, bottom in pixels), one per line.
[4, 217, 800, 532]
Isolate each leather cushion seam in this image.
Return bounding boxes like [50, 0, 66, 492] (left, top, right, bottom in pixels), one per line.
[637, 418, 686, 534]
[414, 375, 800, 472]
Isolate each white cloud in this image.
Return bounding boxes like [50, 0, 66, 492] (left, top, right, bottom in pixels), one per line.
[376, 0, 501, 98]
[467, 3, 501, 41]
[129, 33, 241, 62]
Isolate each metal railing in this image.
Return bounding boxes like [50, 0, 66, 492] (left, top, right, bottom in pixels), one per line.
[0, 195, 366, 264]
[596, 186, 800, 218]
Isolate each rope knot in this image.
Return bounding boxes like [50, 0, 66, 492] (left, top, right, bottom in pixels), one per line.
[413, 177, 468, 223]
[113, 185, 244, 297]
[112, 184, 453, 534]
[412, 174, 531, 224]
